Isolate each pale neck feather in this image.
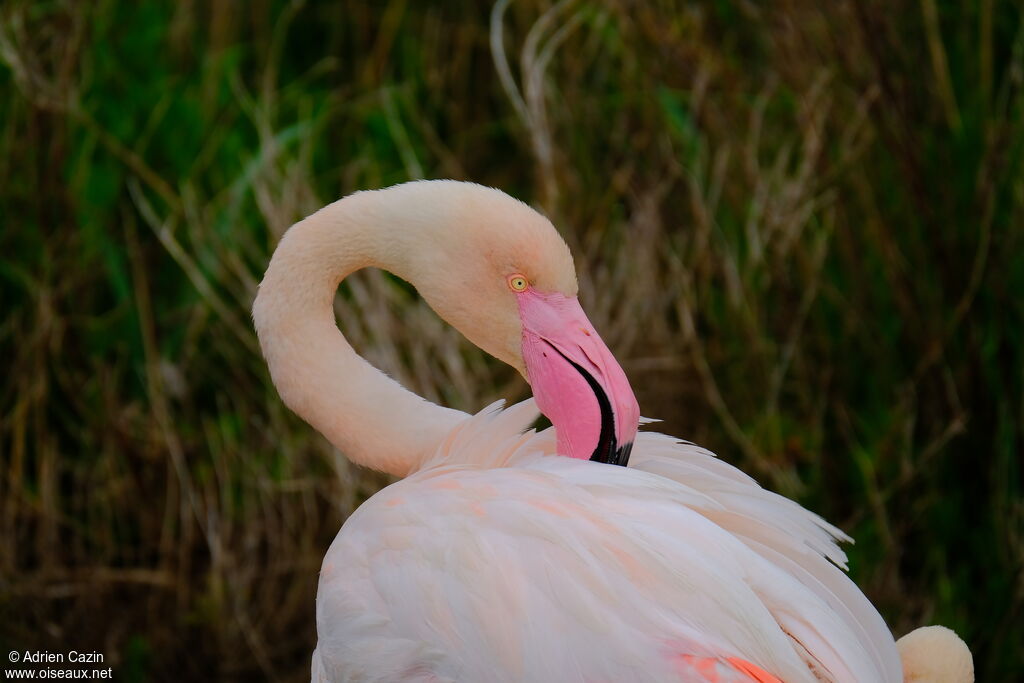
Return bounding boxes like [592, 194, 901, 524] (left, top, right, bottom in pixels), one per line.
[253, 190, 468, 476]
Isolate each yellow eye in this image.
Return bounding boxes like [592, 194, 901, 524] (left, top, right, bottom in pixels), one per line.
[508, 275, 528, 292]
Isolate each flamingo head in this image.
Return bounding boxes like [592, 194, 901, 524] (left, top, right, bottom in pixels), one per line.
[401, 181, 639, 466]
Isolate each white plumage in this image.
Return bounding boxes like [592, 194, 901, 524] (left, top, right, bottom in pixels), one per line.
[312, 400, 902, 682]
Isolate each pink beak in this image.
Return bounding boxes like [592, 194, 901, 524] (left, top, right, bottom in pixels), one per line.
[517, 289, 640, 466]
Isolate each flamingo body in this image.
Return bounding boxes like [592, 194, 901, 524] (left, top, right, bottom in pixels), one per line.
[311, 401, 899, 682]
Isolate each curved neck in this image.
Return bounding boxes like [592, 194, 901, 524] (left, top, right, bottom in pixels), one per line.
[253, 191, 468, 477]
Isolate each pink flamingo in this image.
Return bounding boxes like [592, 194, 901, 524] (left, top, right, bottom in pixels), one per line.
[253, 181, 972, 682]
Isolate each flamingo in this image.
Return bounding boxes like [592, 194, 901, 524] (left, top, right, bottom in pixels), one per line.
[252, 180, 972, 682]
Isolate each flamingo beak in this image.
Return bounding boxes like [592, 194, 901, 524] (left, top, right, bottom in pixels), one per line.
[517, 289, 640, 466]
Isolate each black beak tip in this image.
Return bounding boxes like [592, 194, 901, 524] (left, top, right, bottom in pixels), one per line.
[611, 441, 633, 468]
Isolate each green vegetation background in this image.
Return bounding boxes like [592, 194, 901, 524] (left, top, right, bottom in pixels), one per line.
[1, 1, 1021, 680]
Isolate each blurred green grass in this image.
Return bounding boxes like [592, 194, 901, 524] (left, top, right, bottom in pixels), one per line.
[1, 0, 1021, 680]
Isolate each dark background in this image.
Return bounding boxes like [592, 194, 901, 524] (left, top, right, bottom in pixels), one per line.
[1, 1, 1021, 680]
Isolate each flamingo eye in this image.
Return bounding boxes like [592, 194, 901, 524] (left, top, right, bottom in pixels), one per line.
[508, 275, 529, 292]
